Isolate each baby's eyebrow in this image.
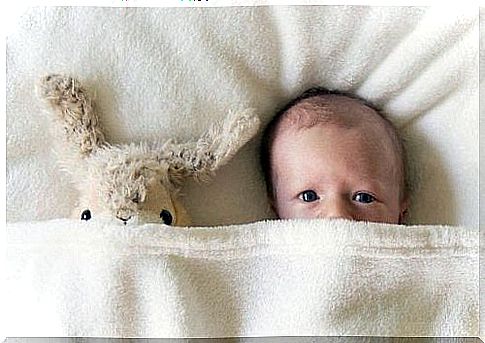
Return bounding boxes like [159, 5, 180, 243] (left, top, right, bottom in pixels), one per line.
[357, 178, 394, 197]
[276, 178, 316, 198]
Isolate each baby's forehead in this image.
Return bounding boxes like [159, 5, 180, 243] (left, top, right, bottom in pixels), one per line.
[278, 95, 400, 159]
[273, 93, 405, 190]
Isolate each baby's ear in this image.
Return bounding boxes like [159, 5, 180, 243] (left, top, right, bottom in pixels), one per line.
[398, 198, 409, 224]
[268, 197, 278, 218]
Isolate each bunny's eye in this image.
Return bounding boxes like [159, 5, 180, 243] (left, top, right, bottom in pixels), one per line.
[132, 194, 140, 203]
[160, 209, 173, 225]
[81, 209, 91, 221]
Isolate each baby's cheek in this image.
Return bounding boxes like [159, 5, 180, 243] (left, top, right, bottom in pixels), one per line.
[276, 199, 318, 219]
[274, 198, 293, 219]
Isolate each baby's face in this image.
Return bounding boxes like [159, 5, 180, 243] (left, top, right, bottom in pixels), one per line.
[271, 123, 407, 224]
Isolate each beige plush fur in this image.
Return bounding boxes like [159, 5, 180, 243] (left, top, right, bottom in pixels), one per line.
[37, 74, 260, 226]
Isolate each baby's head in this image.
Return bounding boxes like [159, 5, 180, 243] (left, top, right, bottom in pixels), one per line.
[261, 87, 408, 224]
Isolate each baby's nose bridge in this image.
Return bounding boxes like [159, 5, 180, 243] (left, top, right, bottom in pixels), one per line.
[319, 196, 353, 220]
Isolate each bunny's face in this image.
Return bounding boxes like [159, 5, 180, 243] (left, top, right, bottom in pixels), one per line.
[73, 145, 190, 226]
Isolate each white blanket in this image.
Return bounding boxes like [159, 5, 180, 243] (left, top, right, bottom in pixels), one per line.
[6, 6, 479, 227]
[5, 5, 481, 339]
[5, 219, 479, 337]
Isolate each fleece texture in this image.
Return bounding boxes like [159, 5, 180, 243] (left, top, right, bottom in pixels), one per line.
[5, 218, 479, 337]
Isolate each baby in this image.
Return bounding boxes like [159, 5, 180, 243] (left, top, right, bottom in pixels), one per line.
[260, 87, 408, 224]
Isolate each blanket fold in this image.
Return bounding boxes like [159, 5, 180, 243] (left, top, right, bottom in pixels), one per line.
[6, 219, 479, 338]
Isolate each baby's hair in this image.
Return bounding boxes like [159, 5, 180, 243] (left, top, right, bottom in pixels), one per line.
[260, 86, 408, 203]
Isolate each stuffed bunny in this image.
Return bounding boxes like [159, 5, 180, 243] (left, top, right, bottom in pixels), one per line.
[37, 74, 260, 226]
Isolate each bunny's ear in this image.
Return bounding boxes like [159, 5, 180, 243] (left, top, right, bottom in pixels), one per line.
[159, 139, 195, 188]
[37, 74, 106, 158]
[164, 108, 260, 184]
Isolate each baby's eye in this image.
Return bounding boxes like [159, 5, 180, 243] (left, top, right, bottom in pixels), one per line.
[353, 192, 376, 204]
[81, 209, 91, 221]
[298, 190, 320, 202]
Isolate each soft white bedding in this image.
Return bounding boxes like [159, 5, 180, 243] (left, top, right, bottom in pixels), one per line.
[5, 219, 479, 337]
[5, 5, 480, 339]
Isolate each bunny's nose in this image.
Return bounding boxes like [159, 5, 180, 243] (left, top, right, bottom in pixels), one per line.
[116, 215, 132, 225]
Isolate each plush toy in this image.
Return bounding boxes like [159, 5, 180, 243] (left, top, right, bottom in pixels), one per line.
[38, 74, 260, 226]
